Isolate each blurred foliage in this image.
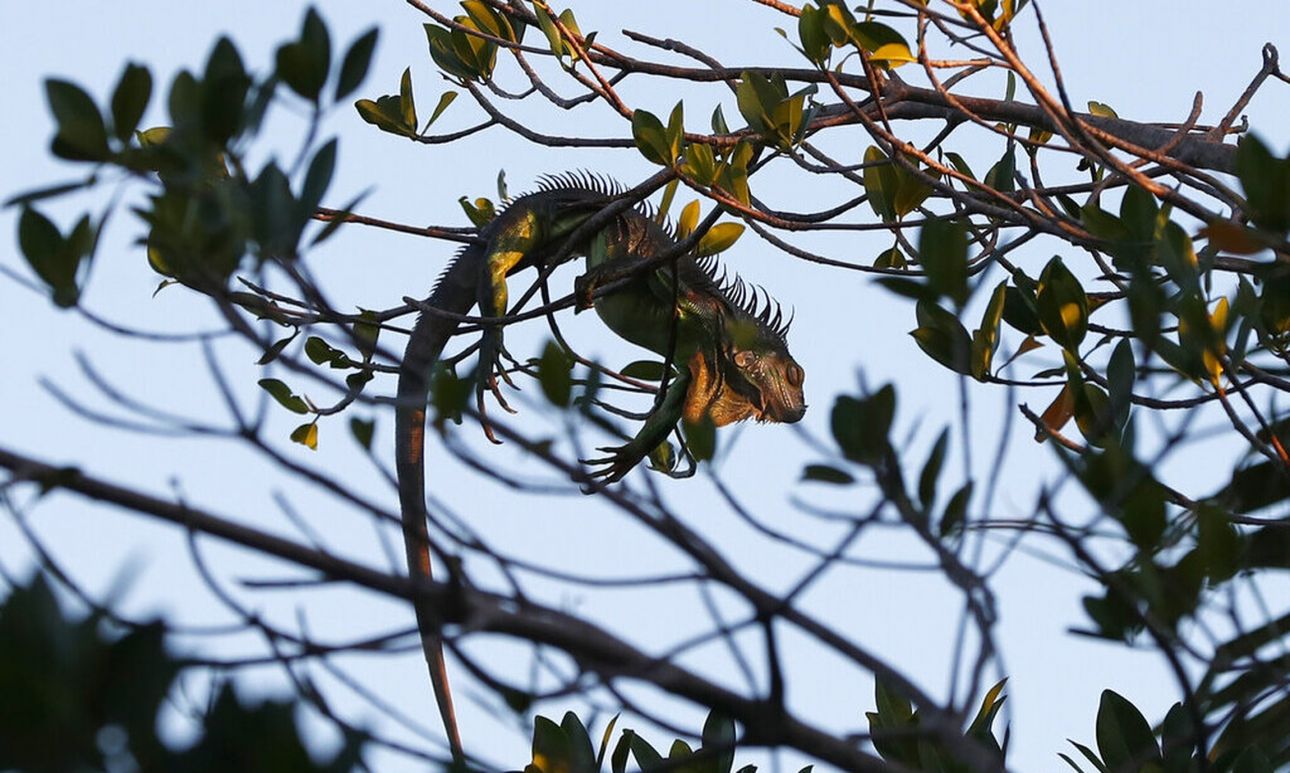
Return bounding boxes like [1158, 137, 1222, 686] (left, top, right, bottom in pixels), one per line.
[514, 710, 808, 773]
[0, 572, 364, 772]
[1060, 690, 1279, 773]
[866, 678, 1007, 771]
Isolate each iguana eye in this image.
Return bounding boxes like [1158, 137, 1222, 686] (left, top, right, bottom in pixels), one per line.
[787, 363, 804, 386]
[734, 351, 756, 368]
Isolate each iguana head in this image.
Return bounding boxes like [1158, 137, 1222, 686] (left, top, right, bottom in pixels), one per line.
[684, 300, 807, 427]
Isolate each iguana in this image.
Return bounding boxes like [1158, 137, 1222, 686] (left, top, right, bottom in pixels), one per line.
[394, 173, 806, 762]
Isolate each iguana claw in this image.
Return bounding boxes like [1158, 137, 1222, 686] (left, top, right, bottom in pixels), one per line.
[580, 444, 640, 485]
[475, 331, 521, 443]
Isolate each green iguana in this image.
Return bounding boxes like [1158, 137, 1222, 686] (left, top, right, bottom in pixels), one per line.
[394, 173, 806, 762]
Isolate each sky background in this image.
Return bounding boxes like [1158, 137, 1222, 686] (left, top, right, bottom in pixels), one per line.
[3, 2, 1290, 770]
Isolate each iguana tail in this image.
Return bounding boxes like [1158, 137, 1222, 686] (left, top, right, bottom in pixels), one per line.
[395, 244, 481, 763]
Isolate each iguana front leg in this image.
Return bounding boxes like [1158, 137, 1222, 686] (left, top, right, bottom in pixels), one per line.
[583, 368, 691, 483]
[475, 212, 545, 442]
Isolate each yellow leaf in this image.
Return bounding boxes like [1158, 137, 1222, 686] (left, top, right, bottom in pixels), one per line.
[677, 199, 700, 240]
[1087, 100, 1118, 119]
[291, 422, 319, 450]
[695, 222, 745, 257]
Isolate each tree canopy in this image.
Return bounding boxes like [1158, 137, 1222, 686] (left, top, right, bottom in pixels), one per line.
[3, 1, 1290, 770]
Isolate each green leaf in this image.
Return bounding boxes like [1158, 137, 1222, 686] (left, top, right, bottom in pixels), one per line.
[355, 96, 411, 136]
[1119, 185, 1158, 242]
[611, 730, 632, 773]
[863, 145, 898, 221]
[1196, 504, 1243, 582]
[830, 385, 896, 465]
[971, 281, 1008, 380]
[701, 710, 737, 773]
[1235, 134, 1290, 233]
[18, 207, 62, 278]
[398, 67, 418, 130]
[983, 146, 1016, 193]
[683, 414, 717, 463]
[940, 480, 972, 537]
[304, 335, 351, 368]
[464, 0, 517, 44]
[18, 207, 87, 307]
[665, 100, 685, 164]
[1230, 747, 1274, 773]
[1073, 382, 1111, 447]
[911, 300, 972, 375]
[1069, 740, 1109, 773]
[560, 712, 598, 773]
[349, 417, 374, 450]
[257, 378, 309, 414]
[850, 21, 916, 66]
[533, 5, 566, 58]
[711, 104, 731, 135]
[1106, 339, 1134, 433]
[345, 370, 373, 392]
[797, 5, 831, 65]
[734, 71, 774, 135]
[430, 364, 469, 427]
[695, 222, 745, 257]
[874, 247, 907, 269]
[256, 334, 296, 366]
[201, 37, 250, 144]
[276, 7, 331, 102]
[1036, 256, 1088, 349]
[447, 16, 498, 79]
[620, 360, 669, 381]
[628, 731, 665, 771]
[425, 24, 477, 81]
[802, 464, 855, 485]
[353, 309, 381, 362]
[290, 421, 319, 450]
[531, 715, 572, 772]
[944, 151, 976, 181]
[45, 79, 111, 161]
[1158, 703, 1194, 772]
[918, 429, 949, 509]
[537, 340, 573, 407]
[892, 158, 935, 217]
[556, 9, 585, 60]
[632, 109, 673, 166]
[716, 140, 752, 205]
[869, 678, 918, 764]
[681, 143, 717, 185]
[110, 63, 152, 141]
[1095, 690, 1160, 770]
[335, 28, 379, 101]
[300, 139, 337, 216]
[919, 219, 969, 307]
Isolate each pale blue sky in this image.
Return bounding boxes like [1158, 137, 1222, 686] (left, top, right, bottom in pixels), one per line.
[2, 2, 1289, 770]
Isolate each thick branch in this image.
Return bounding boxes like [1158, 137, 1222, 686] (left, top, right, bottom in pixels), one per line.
[0, 445, 891, 771]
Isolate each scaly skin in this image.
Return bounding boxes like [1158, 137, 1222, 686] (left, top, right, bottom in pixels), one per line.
[394, 175, 806, 762]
